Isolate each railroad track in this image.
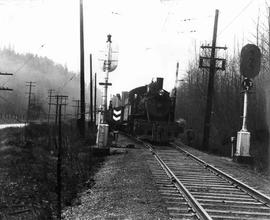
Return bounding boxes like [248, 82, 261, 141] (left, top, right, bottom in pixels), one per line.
[142, 141, 270, 220]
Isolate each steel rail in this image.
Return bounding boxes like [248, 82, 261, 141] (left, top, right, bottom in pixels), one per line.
[144, 143, 213, 220]
[171, 142, 270, 207]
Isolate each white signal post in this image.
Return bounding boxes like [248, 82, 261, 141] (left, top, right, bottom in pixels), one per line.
[96, 34, 118, 150]
[235, 44, 261, 162]
[241, 86, 249, 132]
[102, 35, 112, 122]
[235, 80, 252, 157]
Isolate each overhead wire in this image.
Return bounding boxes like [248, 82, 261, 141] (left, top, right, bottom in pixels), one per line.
[1, 44, 45, 87]
[218, 0, 255, 36]
[56, 73, 77, 94]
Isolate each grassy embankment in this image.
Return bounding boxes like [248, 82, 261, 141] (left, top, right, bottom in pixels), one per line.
[0, 122, 102, 219]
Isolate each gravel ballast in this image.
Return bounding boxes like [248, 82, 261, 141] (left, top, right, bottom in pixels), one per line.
[63, 136, 170, 219]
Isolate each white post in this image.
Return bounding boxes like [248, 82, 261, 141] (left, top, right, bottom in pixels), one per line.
[235, 89, 251, 157]
[102, 36, 112, 123]
[96, 35, 112, 149]
[241, 90, 248, 131]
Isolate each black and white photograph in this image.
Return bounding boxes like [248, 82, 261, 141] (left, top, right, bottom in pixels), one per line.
[0, 0, 270, 219]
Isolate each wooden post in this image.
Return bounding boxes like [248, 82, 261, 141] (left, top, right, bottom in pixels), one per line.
[79, 0, 85, 136]
[48, 89, 54, 124]
[89, 54, 93, 126]
[94, 72, 97, 126]
[55, 95, 59, 126]
[202, 9, 219, 150]
[57, 104, 62, 219]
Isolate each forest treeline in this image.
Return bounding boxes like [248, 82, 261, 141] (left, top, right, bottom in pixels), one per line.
[175, 15, 270, 170]
[0, 48, 101, 121]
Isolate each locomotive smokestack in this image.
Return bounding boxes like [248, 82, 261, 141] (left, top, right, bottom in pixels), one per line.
[156, 77, 163, 90]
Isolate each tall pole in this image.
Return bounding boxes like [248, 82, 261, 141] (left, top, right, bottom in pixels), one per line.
[202, 9, 219, 150]
[63, 96, 68, 120]
[172, 62, 179, 122]
[89, 54, 93, 125]
[241, 90, 248, 131]
[72, 100, 80, 119]
[94, 72, 97, 126]
[55, 95, 59, 126]
[57, 104, 62, 220]
[48, 89, 54, 124]
[268, 7, 270, 62]
[79, 0, 85, 136]
[102, 35, 112, 123]
[26, 81, 36, 123]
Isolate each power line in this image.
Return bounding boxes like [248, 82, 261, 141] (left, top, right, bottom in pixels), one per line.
[218, 0, 255, 36]
[1, 44, 45, 87]
[57, 73, 77, 93]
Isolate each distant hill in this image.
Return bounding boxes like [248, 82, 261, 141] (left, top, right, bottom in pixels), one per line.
[0, 48, 101, 120]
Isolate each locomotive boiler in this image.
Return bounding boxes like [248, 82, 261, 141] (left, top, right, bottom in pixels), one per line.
[109, 77, 184, 143]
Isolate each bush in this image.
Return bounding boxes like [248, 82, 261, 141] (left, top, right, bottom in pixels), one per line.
[1, 122, 102, 219]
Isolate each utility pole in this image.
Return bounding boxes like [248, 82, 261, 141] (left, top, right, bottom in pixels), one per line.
[48, 89, 54, 124]
[72, 99, 80, 119]
[57, 104, 62, 220]
[50, 95, 67, 219]
[55, 95, 59, 126]
[268, 7, 270, 62]
[62, 96, 68, 120]
[79, 0, 85, 137]
[26, 81, 36, 123]
[32, 94, 41, 120]
[89, 54, 93, 127]
[52, 95, 68, 126]
[94, 73, 97, 126]
[199, 9, 226, 150]
[172, 62, 179, 121]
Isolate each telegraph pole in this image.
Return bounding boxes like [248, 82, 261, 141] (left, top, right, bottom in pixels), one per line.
[172, 62, 179, 121]
[55, 95, 59, 126]
[72, 99, 80, 119]
[199, 9, 226, 150]
[203, 10, 219, 150]
[62, 96, 68, 120]
[89, 54, 93, 126]
[52, 95, 68, 126]
[48, 89, 54, 124]
[26, 81, 36, 123]
[268, 7, 270, 61]
[48, 95, 67, 218]
[79, 0, 85, 137]
[94, 73, 97, 126]
[57, 104, 62, 220]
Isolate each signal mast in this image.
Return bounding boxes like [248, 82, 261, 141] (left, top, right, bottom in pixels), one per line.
[96, 34, 118, 150]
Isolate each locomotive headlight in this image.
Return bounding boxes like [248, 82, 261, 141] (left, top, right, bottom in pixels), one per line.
[159, 90, 164, 96]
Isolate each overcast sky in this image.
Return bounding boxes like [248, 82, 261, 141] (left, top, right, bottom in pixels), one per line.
[0, 0, 268, 96]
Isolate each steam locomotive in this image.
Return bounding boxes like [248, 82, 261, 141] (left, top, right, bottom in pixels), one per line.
[108, 77, 184, 143]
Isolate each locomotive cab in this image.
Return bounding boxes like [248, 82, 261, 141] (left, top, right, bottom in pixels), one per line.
[108, 77, 184, 144]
